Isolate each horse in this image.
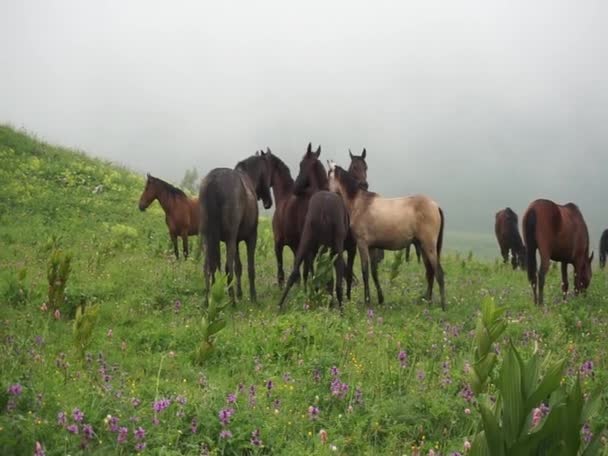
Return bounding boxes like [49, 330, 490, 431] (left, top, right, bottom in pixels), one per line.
[138, 174, 200, 259]
[600, 229, 608, 269]
[494, 207, 526, 269]
[199, 152, 273, 303]
[348, 148, 421, 265]
[328, 161, 446, 309]
[278, 145, 352, 309]
[269, 145, 316, 288]
[522, 199, 593, 306]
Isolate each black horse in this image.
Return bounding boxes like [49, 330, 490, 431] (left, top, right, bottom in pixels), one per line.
[600, 229, 608, 269]
[199, 152, 273, 303]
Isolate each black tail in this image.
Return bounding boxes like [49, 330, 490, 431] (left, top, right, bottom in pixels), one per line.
[524, 209, 537, 283]
[201, 184, 221, 277]
[437, 207, 445, 260]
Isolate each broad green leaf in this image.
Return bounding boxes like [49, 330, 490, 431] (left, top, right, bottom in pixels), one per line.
[479, 402, 504, 456]
[500, 343, 524, 446]
[525, 357, 566, 410]
[207, 319, 226, 336]
[469, 431, 491, 456]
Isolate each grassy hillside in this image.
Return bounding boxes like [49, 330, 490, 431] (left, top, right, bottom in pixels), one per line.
[0, 126, 607, 455]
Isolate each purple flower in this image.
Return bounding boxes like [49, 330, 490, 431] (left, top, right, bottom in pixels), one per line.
[354, 386, 363, 405]
[57, 411, 67, 426]
[35, 335, 44, 346]
[417, 370, 426, 382]
[308, 405, 320, 420]
[152, 398, 171, 413]
[250, 428, 262, 447]
[581, 423, 593, 443]
[83, 424, 94, 440]
[248, 385, 256, 407]
[67, 424, 79, 434]
[273, 398, 281, 409]
[580, 360, 594, 377]
[330, 366, 340, 377]
[367, 308, 374, 319]
[135, 442, 146, 452]
[174, 300, 181, 313]
[266, 380, 274, 391]
[226, 393, 237, 404]
[134, 426, 146, 440]
[108, 415, 120, 432]
[219, 429, 233, 439]
[7, 384, 22, 396]
[176, 395, 187, 405]
[132, 397, 141, 408]
[218, 408, 235, 426]
[312, 368, 321, 383]
[72, 408, 84, 423]
[283, 372, 292, 382]
[398, 351, 408, 368]
[34, 441, 46, 456]
[190, 418, 198, 434]
[460, 384, 474, 403]
[117, 427, 128, 444]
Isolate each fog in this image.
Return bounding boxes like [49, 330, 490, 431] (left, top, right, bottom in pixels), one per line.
[1, 0, 607, 247]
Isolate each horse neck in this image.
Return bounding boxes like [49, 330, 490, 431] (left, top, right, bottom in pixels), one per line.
[236, 164, 261, 195]
[271, 168, 294, 205]
[155, 187, 177, 215]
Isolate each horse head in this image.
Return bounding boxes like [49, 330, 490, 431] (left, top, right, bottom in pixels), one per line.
[293, 143, 326, 195]
[575, 251, 594, 292]
[348, 148, 369, 190]
[138, 173, 156, 211]
[256, 149, 274, 209]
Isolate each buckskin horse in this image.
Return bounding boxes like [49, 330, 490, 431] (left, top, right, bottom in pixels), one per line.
[199, 152, 273, 303]
[138, 174, 200, 259]
[328, 161, 446, 309]
[348, 148, 421, 265]
[522, 199, 593, 305]
[494, 207, 526, 269]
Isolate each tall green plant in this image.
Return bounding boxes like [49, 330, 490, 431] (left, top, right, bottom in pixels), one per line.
[73, 304, 99, 359]
[469, 299, 605, 456]
[389, 250, 405, 282]
[193, 274, 230, 365]
[47, 249, 72, 312]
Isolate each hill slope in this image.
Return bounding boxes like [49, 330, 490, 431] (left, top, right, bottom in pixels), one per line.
[0, 126, 607, 455]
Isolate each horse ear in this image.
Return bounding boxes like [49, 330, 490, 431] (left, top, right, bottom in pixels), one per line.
[315, 145, 321, 158]
[266, 147, 272, 156]
[361, 148, 367, 159]
[146, 172, 150, 179]
[255, 150, 260, 156]
[306, 142, 312, 156]
[349, 149, 354, 159]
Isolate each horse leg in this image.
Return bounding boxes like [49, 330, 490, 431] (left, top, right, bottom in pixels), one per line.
[357, 241, 371, 305]
[279, 233, 311, 310]
[182, 233, 189, 259]
[421, 250, 435, 303]
[415, 242, 421, 264]
[405, 244, 411, 262]
[561, 262, 569, 299]
[275, 242, 285, 289]
[345, 244, 356, 300]
[171, 233, 179, 259]
[246, 234, 257, 304]
[234, 243, 243, 299]
[370, 253, 384, 304]
[537, 255, 550, 306]
[333, 248, 345, 310]
[225, 239, 237, 304]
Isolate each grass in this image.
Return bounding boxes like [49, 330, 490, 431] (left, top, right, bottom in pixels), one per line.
[0, 125, 607, 455]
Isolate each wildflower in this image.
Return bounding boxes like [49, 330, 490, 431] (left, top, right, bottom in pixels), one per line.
[67, 424, 79, 434]
[190, 418, 198, 433]
[312, 368, 322, 383]
[174, 300, 181, 313]
[176, 395, 187, 405]
[219, 429, 232, 439]
[7, 384, 22, 396]
[581, 423, 593, 443]
[398, 351, 408, 368]
[451, 453, 463, 456]
[107, 329, 113, 338]
[417, 370, 426, 382]
[464, 408, 471, 415]
[248, 385, 257, 407]
[308, 405, 320, 420]
[283, 372, 292, 382]
[226, 393, 237, 404]
[108, 415, 120, 432]
[134, 426, 146, 440]
[266, 380, 274, 392]
[35, 335, 44, 346]
[464, 440, 471, 451]
[57, 411, 67, 426]
[273, 398, 281, 410]
[354, 386, 363, 405]
[131, 397, 141, 408]
[367, 308, 374, 319]
[460, 384, 474, 403]
[580, 360, 594, 377]
[330, 366, 340, 377]
[121, 341, 127, 351]
[250, 428, 262, 446]
[53, 309, 61, 320]
[83, 424, 94, 440]
[135, 442, 146, 452]
[117, 427, 128, 444]
[319, 429, 328, 444]
[152, 398, 171, 413]
[40, 303, 48, 312]
[72, 408, 84, 423]
[429, 450, 436, 456]
[34, 441, 46, 456]
[329, 444, 338, 451]
[218, 408, 235, 426]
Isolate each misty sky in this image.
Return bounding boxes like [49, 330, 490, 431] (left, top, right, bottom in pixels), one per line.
[1, 0, 607, 242]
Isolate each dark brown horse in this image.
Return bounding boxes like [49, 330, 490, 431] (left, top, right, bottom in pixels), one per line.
[269, 145, 316, 288]
[278, 146, 352, 309]
[523, 199, 593, 305]
[494, 207, 526, 269]
[138, 174, 200, 259]
[348, 148, 421, 264]
[199, 152, 273, 303]
[600, 229, 608, 269]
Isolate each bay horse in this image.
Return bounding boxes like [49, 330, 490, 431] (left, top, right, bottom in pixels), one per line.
[138, 174, 200, 259]
[522, 199, 593, 305]
[600, 229, 608, 269]
[328, 161, 446, 309]
[494, 207, 526, 269]
[278, 146, 352, 309]
[348, 148, 421, 265]
[199, 152, 273, 303]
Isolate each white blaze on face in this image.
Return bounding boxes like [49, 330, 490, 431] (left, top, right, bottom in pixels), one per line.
[327, 160, 339, 192]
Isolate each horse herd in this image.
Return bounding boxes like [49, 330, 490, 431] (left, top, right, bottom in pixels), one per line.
[139, 144, 607, 310]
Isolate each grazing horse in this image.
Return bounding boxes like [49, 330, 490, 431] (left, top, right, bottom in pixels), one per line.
[522, 199, 593, 306]
[199, 152, 273, 303]
[348, 148, 421, 265]
[328, 162, 446, 309]
[600, 229, 608, 269]
[278, 145, 352, 308]
[269, 145, 317, 288]
[494, 207, 526, 269]
[138, 174, 200, 259]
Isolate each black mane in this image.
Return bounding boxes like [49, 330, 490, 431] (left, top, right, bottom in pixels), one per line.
[269, 154, 294, 186]
[149, 175, 187, 198]
[336, 166, 375, 198]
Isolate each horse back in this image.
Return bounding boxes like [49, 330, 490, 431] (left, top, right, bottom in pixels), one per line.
[304, 191, 349, 246]
[273, 194, 310, 248]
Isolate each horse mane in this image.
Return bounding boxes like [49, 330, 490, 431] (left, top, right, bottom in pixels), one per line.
[269, 154, 294, 187]
[149, 175, 187, 199]
[313, 160, 329, 190]
[336, 166, 376, 199]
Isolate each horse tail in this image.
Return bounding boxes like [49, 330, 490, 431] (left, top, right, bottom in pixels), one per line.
[524, 208, 537, 282]
[202, 183, 221, 275]
[436, 207, 445, 260]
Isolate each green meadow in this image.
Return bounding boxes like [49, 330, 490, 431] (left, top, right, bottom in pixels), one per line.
[1, 126, 606, 455]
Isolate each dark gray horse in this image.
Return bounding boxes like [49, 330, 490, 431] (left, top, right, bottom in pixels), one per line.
[199, 152, 273, 303]
[600, 229, 608, 269]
